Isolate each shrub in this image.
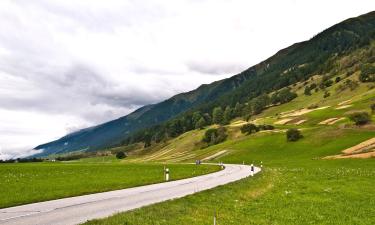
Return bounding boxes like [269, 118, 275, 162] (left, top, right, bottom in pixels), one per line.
[335, 76, 341, 83]
[258, 124, 275, 130]
[240, 123, 259, 134]
[202, 127, 227, 145]
[360, 64, 375, 82]
[371, 104, 375, 113]
[336, 79, 359, 92]
[348, 112, 371, 125]
[304, 86, 311, 96]
[286, 129, 303, 142]
[116, 151, 127, 159]
[323, 91, 330, 98]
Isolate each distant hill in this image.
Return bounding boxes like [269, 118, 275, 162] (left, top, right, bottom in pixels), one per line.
[32, 11, 375, 157]
[33, 69, 254, 157]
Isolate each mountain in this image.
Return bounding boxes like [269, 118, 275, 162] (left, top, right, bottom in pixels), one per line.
[32, 11, 375, 157]
[33, 70, 254, 157]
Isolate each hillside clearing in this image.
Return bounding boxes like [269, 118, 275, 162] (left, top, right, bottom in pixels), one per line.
[280, 106, 330, 117]
[319, 117, 345, 125]
[325, 137, 375, 159]
[335, 105, 352, 109]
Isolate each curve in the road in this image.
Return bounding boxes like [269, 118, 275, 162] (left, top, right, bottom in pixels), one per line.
[0, 164, 260, 225]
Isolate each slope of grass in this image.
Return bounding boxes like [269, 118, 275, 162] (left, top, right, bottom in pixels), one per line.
[85, 78, 375, 224]
[0, 162, 220, 208]
[85, 126, 375, 225]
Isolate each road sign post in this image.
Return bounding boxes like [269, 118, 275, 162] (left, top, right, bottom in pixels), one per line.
[165, 168, 169, 181]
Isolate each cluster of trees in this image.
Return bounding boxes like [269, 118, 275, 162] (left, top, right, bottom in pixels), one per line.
[202, 127, 228, 146]
[55, 155, 83, 161]
[0, 158, 43, 163]
[349, 111, 372, 125]
[319, 76, 334, 89]
[240, 123, 274, 135]
[336, 79, 359, 92]
[304, 83, 318, 95]
[122, 88, 297, 148]
[360, 64, 375, 82]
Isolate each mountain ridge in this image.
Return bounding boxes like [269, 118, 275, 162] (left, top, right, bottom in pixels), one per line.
[32, 10, 375, 157]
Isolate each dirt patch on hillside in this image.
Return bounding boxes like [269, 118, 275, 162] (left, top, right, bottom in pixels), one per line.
[335, 105, 352, 110]
[324, 137, 375, 159]
[294, 119, 307, 125]
[229, 120, 248, 127]
[280, 106, 330, 118]
[319, 117, 345, 125]
[338, 99, 352, 106]
[274, 118, 293, 125]
[332, 152, 375, 159]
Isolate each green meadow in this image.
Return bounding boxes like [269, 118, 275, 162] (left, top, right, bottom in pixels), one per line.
[85, 127, 375, 225]
[0, 162, 219, 208]
[85, 79, 375, 224]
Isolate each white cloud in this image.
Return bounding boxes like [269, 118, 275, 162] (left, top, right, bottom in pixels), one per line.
[0, 0, 374, 159]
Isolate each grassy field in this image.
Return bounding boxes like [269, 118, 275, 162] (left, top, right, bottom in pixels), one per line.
[0, 162, 220, 208]
[84, 77, 375, 224]
[85, 126, 375, 225]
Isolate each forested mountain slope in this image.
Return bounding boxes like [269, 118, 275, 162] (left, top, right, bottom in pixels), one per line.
[33, 11, 375, 157]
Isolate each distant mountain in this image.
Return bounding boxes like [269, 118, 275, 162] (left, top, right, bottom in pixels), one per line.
[32, 11, 375, 157]
[33, 69, 254, 157]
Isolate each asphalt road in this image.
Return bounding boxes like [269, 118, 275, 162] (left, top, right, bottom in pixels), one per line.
[0, 164, 260, 225]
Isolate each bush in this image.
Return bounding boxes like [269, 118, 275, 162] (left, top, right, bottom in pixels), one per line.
[336, 79, 359, 92]
[323, 91, 330, 98]
[286, 129, 303, 142]
[360, 64, 375, 82]
[258, 124, 275, 130]
[240, 123, 259, 134]
[202, 127, 227, 145]
[348, 112, 371, 125]
[116, 151, 127, 159]
[371, 104, 375, 113]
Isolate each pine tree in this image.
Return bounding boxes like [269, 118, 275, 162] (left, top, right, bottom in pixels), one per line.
[223, 106, 233, 124]
[195, 117, 206, 129]
[212, 107, 224, 125]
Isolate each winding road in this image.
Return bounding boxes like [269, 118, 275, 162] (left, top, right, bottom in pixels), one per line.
[0, 164, 260, 225]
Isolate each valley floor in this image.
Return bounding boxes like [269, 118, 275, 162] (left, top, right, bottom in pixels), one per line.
[0, 162, 219, 209]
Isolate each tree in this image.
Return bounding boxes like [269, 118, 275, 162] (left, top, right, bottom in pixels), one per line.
[202, 127, 227, 145]
[323, 91, 330, 98]
[274, 88, 297, 104]
[348, 112, 371, 125]
[360, 64, 375, 82]
[212, 107, 224, 125]
[116, 151, 127, 159]
[304, 86, 311, 96]
[240, 123, 259, 135]
[223, 106, 233, 124]
[286, 129, 303, 141]
[203, 113, 212, 125]
[144, 133, 152, 148]
[195, 117, 206, 129]
[167, 119, 184, 137]
[192, 111, 202, 125]
[233, 102, 243, 117]
[250, 94, 270, 115]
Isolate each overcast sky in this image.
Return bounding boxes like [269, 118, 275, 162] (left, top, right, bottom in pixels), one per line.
[0, 0, 374, 159]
